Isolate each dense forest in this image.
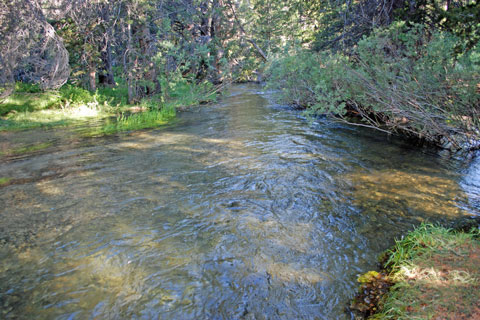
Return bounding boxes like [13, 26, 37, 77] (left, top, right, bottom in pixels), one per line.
[0, 0, 479, 148]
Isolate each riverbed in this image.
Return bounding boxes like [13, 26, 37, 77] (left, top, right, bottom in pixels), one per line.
[1, 84, 478, 319]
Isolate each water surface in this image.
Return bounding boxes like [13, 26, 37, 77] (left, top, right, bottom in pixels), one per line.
[1, 84, 478, 319]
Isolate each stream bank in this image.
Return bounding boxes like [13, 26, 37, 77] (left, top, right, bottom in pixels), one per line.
[351, 222, 480, 319]
[1, 84, 479, 319]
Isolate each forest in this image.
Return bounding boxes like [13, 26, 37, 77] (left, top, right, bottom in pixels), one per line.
[1, 1, 480, 319]
[1, 0, 478, 147]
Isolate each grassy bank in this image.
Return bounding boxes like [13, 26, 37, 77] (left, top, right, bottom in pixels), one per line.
[0, 80, 216, 133]
[353, 224, 480, 319]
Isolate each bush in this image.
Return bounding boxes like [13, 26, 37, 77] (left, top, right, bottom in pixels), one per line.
[267, 23, 480, 149]
[14, 82, 42, 93]
[163, 77, 217, 108]
[95, 85, 129, 107]
[59, 84, 95, 105]
[266, 50, 349, 115]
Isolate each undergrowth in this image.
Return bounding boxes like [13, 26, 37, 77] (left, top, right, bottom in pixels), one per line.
[0, 78, 216, 132]
[267, 22, 480, 149]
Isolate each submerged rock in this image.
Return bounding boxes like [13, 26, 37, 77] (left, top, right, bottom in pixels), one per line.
[349, 270, 391, 319]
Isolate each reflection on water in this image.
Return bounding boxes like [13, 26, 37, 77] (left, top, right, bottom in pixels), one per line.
[0, 84, 478, 319]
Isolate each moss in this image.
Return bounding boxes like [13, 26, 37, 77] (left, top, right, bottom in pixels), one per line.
[351, 271, 391, 318]
[358, 271, 381, 284]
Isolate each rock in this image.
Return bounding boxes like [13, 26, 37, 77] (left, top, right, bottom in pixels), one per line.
[349, 271, 391, 319]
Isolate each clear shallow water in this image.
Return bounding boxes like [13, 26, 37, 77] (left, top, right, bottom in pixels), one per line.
[0, 84, 479, 319]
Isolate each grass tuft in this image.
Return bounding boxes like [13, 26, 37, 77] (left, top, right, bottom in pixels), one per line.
[101, 106, 176, 135]
[0, 177, 11, 185]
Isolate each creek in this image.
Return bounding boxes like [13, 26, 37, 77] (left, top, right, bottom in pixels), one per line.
[0, 84, 479, 319]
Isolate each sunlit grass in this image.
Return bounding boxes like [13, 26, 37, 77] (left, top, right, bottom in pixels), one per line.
[0, 142, 53, 156]
[101, 106, 176, 135]
[0, 83, 111, 131]
[384, 224, 475, 271]
[375, 224, 480, 319]
[1, 80, 216, 132]
[1, 106, 111, 131]
[0, 91, 62, 116]
[0, 177, 11, 185]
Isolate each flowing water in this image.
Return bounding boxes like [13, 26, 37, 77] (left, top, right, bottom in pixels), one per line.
[0, 84, 479, 319]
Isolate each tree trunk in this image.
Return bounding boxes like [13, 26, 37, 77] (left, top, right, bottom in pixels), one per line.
[88, 68, 96, 91]
[140, 24, 158, 95]
[98, 4, 115, 87]
[99, 35, 115, 86]
[126, 8, 135, 104]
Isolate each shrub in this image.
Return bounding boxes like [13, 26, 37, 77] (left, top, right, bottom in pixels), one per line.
[95, 85, 129, 107]
[267, 23, 480, 149]
[266, 50, 349, 113]
[14, 82, 42, 93]
[59, 84, 95, 105]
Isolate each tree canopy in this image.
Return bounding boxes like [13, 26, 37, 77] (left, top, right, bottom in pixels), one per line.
[1, 0, 478, 109]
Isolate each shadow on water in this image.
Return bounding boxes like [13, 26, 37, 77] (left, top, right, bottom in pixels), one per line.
[0, 84, 479, 319]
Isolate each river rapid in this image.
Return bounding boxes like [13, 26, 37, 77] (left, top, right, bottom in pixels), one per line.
[1, 84, 479, 319]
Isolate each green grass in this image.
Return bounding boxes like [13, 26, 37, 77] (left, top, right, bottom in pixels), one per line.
[165, 80, 217, 108]
[0, 106, 112, 131]
[0, 177, 12, 185]
[0, 83, 112, 131]
[373, 224, 480, 319]
[0, 142, 53, 157]
[384, 224, 476, 271]
[100, 106, 176, 135]
[0, 91, 63, 116]
[0, 80, 217, 133]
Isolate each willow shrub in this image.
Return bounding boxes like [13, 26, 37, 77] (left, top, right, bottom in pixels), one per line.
[267, 22, 480, 149]
[266, 50, 349, 112]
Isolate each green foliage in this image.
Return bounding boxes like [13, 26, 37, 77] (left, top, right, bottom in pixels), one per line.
[266, 50, 348, 113]
[0, 89, 61, 117]
[0, 75, 215, 132]
[14, 82, 42, 93]
[0, 177, 12, 185]
[267, 22, 480, 147]
[101, 107, 176, 134]
[95, 85, 129, 107]
[166, 79, 216, 107]
[1, 82, 128, 131]
[395, 0, 480, 51]
[59, 84, 95, 105]
[443, 3, 480, 51]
